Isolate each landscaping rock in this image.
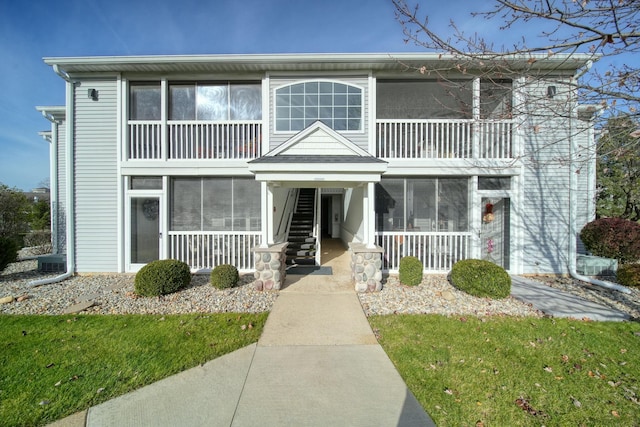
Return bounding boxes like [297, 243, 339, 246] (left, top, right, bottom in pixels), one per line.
[0, 296, 14, 304]
[63, 301, 95, 314]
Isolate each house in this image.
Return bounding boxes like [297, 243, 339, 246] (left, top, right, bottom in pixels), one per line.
[37, 53, 597, 291]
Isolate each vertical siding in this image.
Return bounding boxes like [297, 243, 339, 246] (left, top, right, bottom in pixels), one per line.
[268, 76, 370, 152]
[74, 79, 119, 272]
[520, 78, 575, 274]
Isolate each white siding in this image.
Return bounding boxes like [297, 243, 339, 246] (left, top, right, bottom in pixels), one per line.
[74, 79, 119, 272]
[520, 78, 575, 274]
[55, 121, 67, 254]
[268, 76, 370, 152]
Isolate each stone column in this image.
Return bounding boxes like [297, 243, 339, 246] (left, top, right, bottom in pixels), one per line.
[253, 243, 288, 291]
[349, 242, 384, 292]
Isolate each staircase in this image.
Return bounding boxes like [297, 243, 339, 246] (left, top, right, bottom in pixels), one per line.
[286, 189, 317, 266]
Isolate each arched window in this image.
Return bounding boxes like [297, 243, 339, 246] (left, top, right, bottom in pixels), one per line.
[275, 81, 362, 132]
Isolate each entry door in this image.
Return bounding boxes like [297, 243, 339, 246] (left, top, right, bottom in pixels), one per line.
[128, 196, 162, 271]
[480, 197, 510, 269]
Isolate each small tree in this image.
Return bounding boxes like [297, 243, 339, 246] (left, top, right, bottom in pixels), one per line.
[0, 183, 31, 244]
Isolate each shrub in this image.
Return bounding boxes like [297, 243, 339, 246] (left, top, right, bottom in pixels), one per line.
[580, 218, 640, 264]
[450, 259, 511, 299]
[616, 264, 640, 287]
[0, 237, 19, 272]
[23, 231, 52, 255]
[210, 264, 239, 289]
[399, 256, 423, 286]
[134, 259, 191, 297]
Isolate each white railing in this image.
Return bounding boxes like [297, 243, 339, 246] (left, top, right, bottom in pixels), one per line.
[376, 119, 513, 159]
[375, 231, 471, 272]
[128, 121, 162, 159]
[127, 121, 262, 160]
[168, 231, 261, 271]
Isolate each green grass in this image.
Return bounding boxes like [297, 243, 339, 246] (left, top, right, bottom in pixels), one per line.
[370, 315, 640, 426]
[0, 313, 267, 427]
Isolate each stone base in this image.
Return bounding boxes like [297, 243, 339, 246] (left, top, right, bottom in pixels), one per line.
[253, 243, 289, 291]
[349, 243, 383, 292]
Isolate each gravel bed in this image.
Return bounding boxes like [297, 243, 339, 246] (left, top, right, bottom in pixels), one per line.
[2, 253, 638, 319]
[0, 259, 278, 315]
[359, 275, 544, 318]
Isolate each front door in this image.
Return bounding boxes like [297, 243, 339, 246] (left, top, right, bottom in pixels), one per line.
[480, 197, 510, 269]
[128, 196, 162, 271]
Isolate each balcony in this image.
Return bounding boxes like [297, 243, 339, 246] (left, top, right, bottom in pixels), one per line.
[127, 120, 262, 160]
[376, 119, 514, 159]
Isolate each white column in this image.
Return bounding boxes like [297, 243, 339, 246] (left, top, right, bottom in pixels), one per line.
[260, 181, 270, 248]
[365, 182, 376, 248]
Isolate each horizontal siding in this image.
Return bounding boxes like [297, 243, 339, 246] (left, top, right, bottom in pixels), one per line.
[74, 79, 119, 272]
[520, 78, 575, 274]
[56, 122, 67, 255]
[268, 76, 370, 152]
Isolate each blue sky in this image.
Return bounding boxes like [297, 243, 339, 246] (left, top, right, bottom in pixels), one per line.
[0, 0, 635, 190]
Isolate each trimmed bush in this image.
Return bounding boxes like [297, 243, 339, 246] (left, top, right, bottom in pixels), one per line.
[399, 256, 423, 286]
[134, 259, 191, 297]
[23, 231, 52, 255]
[616, 263, 640, 287]
[211, 264, 239, 289]
[0, 237, 19, 272]
[450, 259, 511, 299]
[580, 218, 640, 264]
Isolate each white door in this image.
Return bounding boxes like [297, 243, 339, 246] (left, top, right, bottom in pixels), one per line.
[127, 195, 162, 271]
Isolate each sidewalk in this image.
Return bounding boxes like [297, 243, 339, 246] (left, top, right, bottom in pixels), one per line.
[52, 240, 434, 427]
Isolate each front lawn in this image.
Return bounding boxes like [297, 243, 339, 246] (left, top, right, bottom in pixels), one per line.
[370, 315, 640, 426]
[0, 313, 267, 427]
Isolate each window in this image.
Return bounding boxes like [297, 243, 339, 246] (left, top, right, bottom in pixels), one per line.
[130, 83, 161, 120]
[275, 81, 362, 132]
[169, 82, 261, 121]
[170, 177, 261, 231]
[130, 177, 162, 190]
[377, 80, 473, 120]
[376, 178, 468, 232]
[478, 177, 511, 190]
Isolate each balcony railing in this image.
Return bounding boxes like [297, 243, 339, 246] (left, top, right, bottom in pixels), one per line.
[168, 231, 261, 271]
[376, 119, 514, 159]
[127, 121, 262, 160]
[375, 231, 471, 272]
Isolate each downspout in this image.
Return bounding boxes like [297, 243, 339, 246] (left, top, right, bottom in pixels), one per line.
[568, 100, 631, 294]
[29, 65, 76, 287]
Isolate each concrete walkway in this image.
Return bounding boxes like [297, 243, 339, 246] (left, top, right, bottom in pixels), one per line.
[51, 240, 434, 427]
[511, 276, 630, 321]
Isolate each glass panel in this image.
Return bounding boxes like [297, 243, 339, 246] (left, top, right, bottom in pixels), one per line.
[169, 85, 196, 120]
[275, 81, 363, 131]
[130, 84, 161, 120]
[375, 179, 404, 231]
[480, 79, 512, 119]
[203, 178, 232, 231]
[131, 197, 159, 264]
[478, 177, 511, 190]
[130, 177, 162, 190]
[376, 80, 473, 119]
[233, 179, 261, 231]
[438, 179, 468, 231]
[481, 197, 510, 268]
[197, 85, 228, 120]
[171, 178, 202, 231]
[230, 84, 262, 120]
[407, 179, 436, 231]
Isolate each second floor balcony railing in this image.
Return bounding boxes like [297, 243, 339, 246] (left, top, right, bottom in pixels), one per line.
[127, 120, 262, 160]
[376, 119, 514, 159]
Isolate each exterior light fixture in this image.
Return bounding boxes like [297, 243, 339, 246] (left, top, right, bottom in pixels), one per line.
[547, 85, 557, 98]
[88, 88, 99, 101]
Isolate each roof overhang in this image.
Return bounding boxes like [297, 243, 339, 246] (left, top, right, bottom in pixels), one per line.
[248, 122, 387, 187]
[42, 52, 596, 76]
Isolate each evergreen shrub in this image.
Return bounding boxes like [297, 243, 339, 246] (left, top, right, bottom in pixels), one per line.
[616, 264, 640, 287]
[210, 264, 239, 289]
[0, 237, 19, 272]
[450, 259, 511, 299]
[399, 256, 423, 286]
[134, 259, 191, 297]
[580, 218, 640, 264]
